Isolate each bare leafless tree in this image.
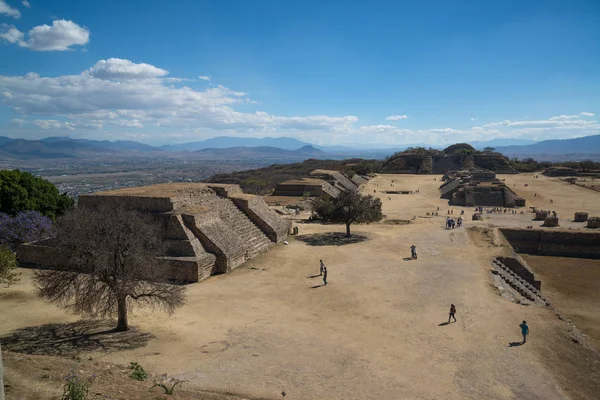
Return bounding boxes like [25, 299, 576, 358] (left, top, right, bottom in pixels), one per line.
[34, 205, 185, 332]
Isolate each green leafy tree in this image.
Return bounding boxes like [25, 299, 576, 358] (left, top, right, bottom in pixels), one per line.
[0, 245, 20, 287]
[311, 191, 383, 237]
[0, 170, 74, 219]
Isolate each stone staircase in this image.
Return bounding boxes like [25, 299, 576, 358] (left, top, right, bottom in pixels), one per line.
[214, 197, 272, 259]
[491, 259, 548, 305]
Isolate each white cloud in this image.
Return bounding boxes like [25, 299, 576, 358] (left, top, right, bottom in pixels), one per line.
[88, 58, 168, 80]
[32, 119, 75, 130]
[0, 0, 20, 18]
[385, 114, 408, 121]
[0, 24, 23, 43]
[470, 117, 477, 121]
[21, 0, 30, 7]
[1, 59, 597, 145]
[9, 20, 90, 51]
[198, 75, 211, 81]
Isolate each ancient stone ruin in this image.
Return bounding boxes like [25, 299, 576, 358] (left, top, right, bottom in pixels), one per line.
[380, 144, 518, 174]
[271, 169, 363, 199]
[440, 170, 525, 207]
[18, 183, 291, 283]
[588, 217, 600, 229]
[543, 216, 559, 227]
[272, 178, 341, 199]
[574, 212, 589, 222]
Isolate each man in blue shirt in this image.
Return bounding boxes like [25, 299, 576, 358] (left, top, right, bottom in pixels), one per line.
[520, 321, 529, 344]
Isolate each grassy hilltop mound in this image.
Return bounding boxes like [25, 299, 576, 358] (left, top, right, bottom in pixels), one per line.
[380, 143, 518, 174]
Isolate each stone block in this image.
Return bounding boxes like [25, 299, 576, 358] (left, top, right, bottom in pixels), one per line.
[574, 212, 588, 222]
[543, 216, 559, 227]
[588, 217, 600, 229]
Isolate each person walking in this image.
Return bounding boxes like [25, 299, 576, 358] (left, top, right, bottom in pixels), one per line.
[319, 259, 325, 276]
[410, 244, 417, 260]
[520, 321, 529, 343]
[448, 304, 457, 323]
[322, 266, 328, 286]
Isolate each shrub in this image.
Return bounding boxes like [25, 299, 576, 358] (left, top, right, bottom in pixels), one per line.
[150, 374, 184, 396]
[0, 211, 54, 250]
[62, 370, 94, 400]
[0, 245, 19, 287]
[128, 362, 149, 381]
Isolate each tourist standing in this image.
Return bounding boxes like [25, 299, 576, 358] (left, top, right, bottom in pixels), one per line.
[520, 321, 529, 344]
[322, 266, 328, 286]
[410, 244, 417, 260]
[320, 259, 325, 276]
[448, 304, 457, 323]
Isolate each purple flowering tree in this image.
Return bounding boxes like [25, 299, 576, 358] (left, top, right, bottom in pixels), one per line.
[0, 211, 54, 251]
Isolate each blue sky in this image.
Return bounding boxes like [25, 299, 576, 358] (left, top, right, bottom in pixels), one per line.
[0, 0, 599, 145]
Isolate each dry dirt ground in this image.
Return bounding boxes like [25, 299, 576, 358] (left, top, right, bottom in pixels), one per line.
[2, 173, 600, 400]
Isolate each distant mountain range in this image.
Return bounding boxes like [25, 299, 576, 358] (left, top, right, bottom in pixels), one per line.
[495, 135, 600, 161]
[0, 134, 598, 162]
[162, 136, 312, 151]
[193, 145, 325, 159]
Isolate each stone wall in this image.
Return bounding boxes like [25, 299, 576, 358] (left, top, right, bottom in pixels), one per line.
[500, 228, 600, 259]
[78, 195, 174, 213]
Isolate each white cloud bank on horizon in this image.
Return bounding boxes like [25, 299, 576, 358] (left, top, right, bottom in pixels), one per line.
[0, 0, 20, 18]
[0, 20, 89, 51]
[0, 58, 598, 145]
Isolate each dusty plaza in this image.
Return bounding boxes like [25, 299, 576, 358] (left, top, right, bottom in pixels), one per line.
[2, 172, 600, 400]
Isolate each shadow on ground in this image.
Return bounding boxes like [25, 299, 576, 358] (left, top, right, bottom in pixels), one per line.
[295, 232, 370, 246]
[0, 320, 152, 356]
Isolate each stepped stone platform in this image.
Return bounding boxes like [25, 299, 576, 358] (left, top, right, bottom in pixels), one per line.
[18, 183, 291, 283]
[440, 170, 525, 207]
[271, 178, 341, 199]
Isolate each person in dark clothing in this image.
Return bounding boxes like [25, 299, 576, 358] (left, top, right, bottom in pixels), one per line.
[410, 244, 417, 259]
[448, 304, 457, 323]
[520, 321, 529, 343]
[322, 266, 328, 286]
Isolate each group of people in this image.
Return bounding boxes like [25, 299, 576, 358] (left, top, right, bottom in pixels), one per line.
[446, 216, 462, 229]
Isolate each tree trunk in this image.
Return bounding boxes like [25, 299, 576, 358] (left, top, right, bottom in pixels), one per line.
[116, 295, 129, 332]
[345, 223, 351, 237]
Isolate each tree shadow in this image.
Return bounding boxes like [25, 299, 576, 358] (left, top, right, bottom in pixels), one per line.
[295, 232, 369, 246]
[0, 320, 152, 356]
[509, 341, 524, 347]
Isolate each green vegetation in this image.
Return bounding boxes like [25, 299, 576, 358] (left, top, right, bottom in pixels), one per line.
[0, 170, 74, 219]
[311, 191, 383, 237]
[150, 374, 184, 396]
[61, 370, 94, 400]
[510, 158, 600, 173]
[0, 245, 20, 287]
[129, 362, 149, 381]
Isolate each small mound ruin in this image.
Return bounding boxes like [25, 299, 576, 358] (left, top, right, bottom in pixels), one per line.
[543, 216, 559, 227]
